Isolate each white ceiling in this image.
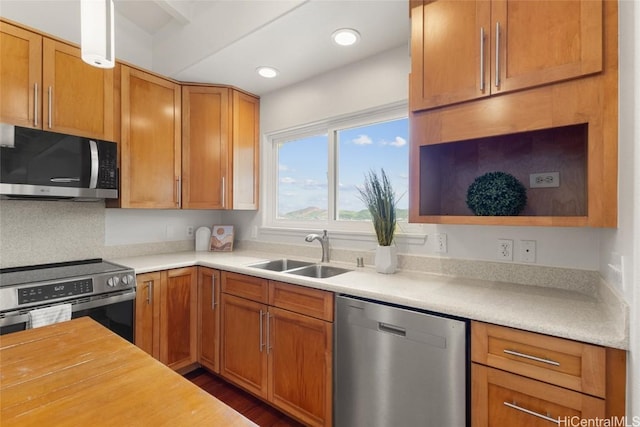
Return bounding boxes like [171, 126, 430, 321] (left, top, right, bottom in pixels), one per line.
[1, 0, 409, 96]
[113, 0, 410, 95]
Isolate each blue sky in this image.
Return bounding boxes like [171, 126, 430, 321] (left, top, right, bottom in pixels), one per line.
[278, 118, 409, 216]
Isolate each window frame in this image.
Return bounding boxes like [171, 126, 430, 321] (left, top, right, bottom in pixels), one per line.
[263, 102, 425, 239]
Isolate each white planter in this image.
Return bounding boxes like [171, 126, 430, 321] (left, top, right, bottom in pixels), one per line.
[375, 245, 397, 274]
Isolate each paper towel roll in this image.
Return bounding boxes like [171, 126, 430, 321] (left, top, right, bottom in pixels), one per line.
[195, 226, 212, 251]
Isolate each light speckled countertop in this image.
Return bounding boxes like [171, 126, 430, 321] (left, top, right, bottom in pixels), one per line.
[112, 249, 628, 350]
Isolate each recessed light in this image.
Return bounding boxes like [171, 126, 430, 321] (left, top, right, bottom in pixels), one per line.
[332, 28, 360, 46]
[257, 66, 279, 78]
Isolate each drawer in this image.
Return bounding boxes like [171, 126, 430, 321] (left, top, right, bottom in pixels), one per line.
[221, 272, 268, 303]
[471, 321, 606, 397]
[269, 281, 334, 322]
[472, 364, 605, 427]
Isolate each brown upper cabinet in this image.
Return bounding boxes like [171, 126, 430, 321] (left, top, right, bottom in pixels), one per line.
[2, 19, 259, 211]
[409, 0, 617, 227]
[0, 21, 114, 140]
[117, 66, 182, 209]
[182, 86, 260, 210]
[409, 0, 603, 112]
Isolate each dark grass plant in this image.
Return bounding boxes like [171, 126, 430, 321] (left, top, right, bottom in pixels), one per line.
[357, 169, 397, 246]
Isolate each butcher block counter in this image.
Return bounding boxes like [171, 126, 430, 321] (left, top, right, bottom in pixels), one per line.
[0, 317, 255, 426]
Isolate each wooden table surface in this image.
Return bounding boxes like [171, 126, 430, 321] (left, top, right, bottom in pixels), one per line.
[0, 317, 256, 426]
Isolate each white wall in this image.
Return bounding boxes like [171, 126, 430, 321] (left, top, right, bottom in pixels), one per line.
[230, 45, 603, 270]
[104, 208, 221, 246]
[602, 0, 639, 417]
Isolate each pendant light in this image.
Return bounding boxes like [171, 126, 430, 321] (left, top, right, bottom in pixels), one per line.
[81, 0, 115, 69]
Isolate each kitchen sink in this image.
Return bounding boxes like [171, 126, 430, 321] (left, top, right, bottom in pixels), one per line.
[246, 258, 315, 272]
[285, 265, 352, 279]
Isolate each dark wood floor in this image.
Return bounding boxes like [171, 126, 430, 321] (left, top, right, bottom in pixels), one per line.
[184, 368, 304, 427]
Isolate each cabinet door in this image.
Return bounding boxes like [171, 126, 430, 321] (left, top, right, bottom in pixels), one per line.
[268, 307, 332, 427]
[198, 267, 221, 373]
[42, 39, 114, 140]
[231, 90, 260, 210]
[120, 66, 181, 208]
[410, 0, 490, 111]
[493, 0, 603, 95]
[472, 364, 605, 427]
[160, 267, 197, 370]
[220, 293, 268, 399]
[0, 22, 42, 128]
[182, 86, 230, 209]
[135, 272, 161, 358]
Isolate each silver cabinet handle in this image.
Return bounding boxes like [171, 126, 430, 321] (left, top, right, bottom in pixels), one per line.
[34, 83, 39, 127]
[259, 309, 265, 352]
[266, 311, 272, 355]
[175, 176, 182, 208]
[47, 86, 52, 129]
[504, 402, 559, 424]
[503, 349, 560, 366]
[146, 281, 153, 305]
[89, 140, 99, 189]
[211, 275, 216, 309]
[479, 27, 485, 92]
[495, 22, 501, 88]
[221, 176, 226, 208]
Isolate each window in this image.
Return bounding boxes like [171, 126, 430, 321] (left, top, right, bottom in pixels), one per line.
[267, 104, 410, 232]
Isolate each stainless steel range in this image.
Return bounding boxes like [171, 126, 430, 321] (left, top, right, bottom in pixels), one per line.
[0, 258, 136, 342]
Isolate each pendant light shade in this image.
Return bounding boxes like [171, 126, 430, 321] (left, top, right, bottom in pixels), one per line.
[81, 0, 115, 69]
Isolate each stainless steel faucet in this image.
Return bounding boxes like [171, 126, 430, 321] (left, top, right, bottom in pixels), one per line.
[305, 229, 330, 262]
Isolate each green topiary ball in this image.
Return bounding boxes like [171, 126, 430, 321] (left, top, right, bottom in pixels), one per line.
[466, 172, 527, 216]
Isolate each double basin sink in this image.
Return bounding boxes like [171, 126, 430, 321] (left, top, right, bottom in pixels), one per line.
[246, 258, 351, 279]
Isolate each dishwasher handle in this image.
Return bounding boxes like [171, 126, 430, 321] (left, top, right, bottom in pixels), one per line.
[378, 322, 406, 337]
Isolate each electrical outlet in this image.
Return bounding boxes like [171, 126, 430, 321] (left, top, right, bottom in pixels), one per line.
[186, 226, 194, 237]
[435, 233, 447, 253]
[529, 172, 560, 188]
[497, 239, 513, 261]
[520, 240, 536, 263]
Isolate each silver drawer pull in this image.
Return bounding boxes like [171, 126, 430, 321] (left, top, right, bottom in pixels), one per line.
[503, 349, 560, 366]
[504, 401, 559, 424]
[259, 309, 264, 352]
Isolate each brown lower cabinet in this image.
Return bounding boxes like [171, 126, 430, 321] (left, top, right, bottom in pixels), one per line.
[220, 272, 333, 427]
[135, 267, 198, 371]
[198, 267, 221, 373]
[471, 321, 626, 426]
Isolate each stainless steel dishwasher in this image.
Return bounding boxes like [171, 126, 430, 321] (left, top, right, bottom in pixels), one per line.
[335, 295, 469, 427]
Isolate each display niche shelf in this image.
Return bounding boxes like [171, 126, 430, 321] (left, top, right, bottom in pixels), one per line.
[414, 124, 590, 227]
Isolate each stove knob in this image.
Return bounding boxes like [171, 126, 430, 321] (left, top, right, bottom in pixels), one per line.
[122, 274, 135, 285]
[107, 276, 120, 287]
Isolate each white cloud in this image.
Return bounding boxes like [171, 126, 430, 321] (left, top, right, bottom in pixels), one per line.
[390, 136, 407, 147]
[381, 136, 407, 147]
[280, 177, 296, 184]
[352, 134, 373, 145]
[279, 164, 290, 171]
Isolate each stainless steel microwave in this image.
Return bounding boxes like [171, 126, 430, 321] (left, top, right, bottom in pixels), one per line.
[0, 124, 118, 200]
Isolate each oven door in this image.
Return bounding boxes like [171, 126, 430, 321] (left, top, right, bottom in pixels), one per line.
[0, 290, 135, 343]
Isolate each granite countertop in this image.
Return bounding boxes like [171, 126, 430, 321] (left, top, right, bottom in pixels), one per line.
[111, 249, 628, 350]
